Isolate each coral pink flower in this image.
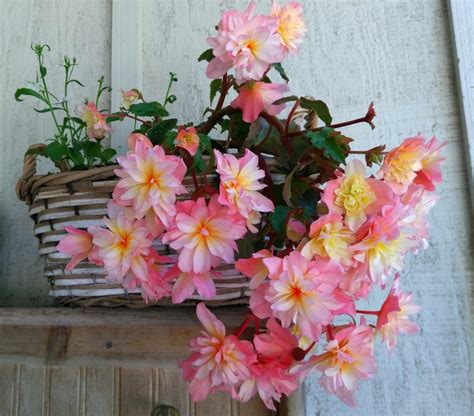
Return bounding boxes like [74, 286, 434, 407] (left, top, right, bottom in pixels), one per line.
[57, 226, 94, 272]
[162, 196, 246, 275]
[238, 319, 300, 410]
[180, 303, 256, 401]
[286, 218, 306, 242]
[235, 249, 273, 289]
[168, 266, 219, 304]
[215, 149, 274, 220]
[379, 135, 445, 193]
[314, 321, 376, 407]
[121, 88, 141, 110]
[301, 213, 354, 266]
[127, 132, 152, 151]
[91, 202, 153, 283]
[79, 101, 111, 139]
[377, 277, 421, 351]
[113, 141, 187, 225]
[249, 282, 273, 319]
[271, 1, 306, 54]
[322, 159, 394, 231]
[231, 81, 289, 123]
[266, 251, 345, 341]
[206, 2, 285, 83]
[175, 127, 200, 156]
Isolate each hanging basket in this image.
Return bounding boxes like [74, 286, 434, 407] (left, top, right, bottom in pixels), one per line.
[16, 144, 283, 308]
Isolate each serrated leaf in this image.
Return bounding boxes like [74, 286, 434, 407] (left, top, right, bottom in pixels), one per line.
[128, 102, 169, 117]
[273, 63, 289, 82]
[45, 141, 67, 163]
[300, 98, 332, 126]
[14, 88, 46, 103]
[198, 48, 214, 62]
[101, 148, 117, 163]
[147, 119, 178, 144]
[210, 79, 222, 105]
[269, 206, 292, 236]
[307, 128, 347, 164]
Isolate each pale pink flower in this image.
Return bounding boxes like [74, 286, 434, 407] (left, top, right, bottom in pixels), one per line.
[352, 204, 418, 286]
[127, 132, 152, 151]
[215, 149, 274, 220]
[322, 159, 394, 231]
[379, 135, 445, 194]
[235, 249, 273, 289]
[301, 213, 354, 266]
[231, 81, 289, 123]
[314, 321, 376, 407]
[121, 88, 141, 110]
[162, 196, 246, 275]
[180, 303, 256, 401]
[286, 218, 306, 242]
[79, 101, 111, 139]
[249, 282, 273, 319]
[206, 2, 285, 83]
[175, 127, 200, 156]
[238, 319, 299, 410]
[266, 251, 345, 341]
[90, 202, 153, 283]
[168, 266, 219, 304]
[57, 226, 94, 272]
[377, 277, 421, 351]
[271, 1, 306, 54]
[113, 141, 187, 226]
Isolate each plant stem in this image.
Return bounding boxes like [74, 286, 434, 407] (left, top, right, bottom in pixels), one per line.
[356, 309, 380, 316]
[198, 106, 238, 135]
[214, 74, 229, 114]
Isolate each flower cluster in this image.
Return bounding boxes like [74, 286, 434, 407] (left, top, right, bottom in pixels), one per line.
[54, 0, 444, 410]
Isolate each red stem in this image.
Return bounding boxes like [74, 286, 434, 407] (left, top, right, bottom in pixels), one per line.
[233, 314, 260, 338]
[285, 99, 301, 135]
[356, 309, 380, 316]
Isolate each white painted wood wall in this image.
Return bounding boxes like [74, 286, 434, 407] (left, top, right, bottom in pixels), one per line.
[0, 0, 472, 415]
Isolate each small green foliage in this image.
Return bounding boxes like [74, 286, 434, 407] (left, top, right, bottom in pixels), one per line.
[269, 205, 292, 236]
[198, 48, 214, 62]
[147, 119, 178, 145]
[307, 127, 351, 165]
[129, 102, 169, 117]
[300, 98, 332, 126]
[210, 79, 222, 105]
[272, 63, 289, 82]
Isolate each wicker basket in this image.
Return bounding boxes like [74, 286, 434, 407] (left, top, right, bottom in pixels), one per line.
[16, 144, 283, 308]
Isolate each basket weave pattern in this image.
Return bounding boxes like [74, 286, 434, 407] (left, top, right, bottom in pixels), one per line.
[16, 146, 275, 307]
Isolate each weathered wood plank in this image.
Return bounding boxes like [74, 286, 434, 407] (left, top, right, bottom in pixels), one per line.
[49, 366, 80, 416]
[84, 367, 116, 416]
[195, 391, 232, 416]
[0, 364, 17, 416]
[158, 368, 191, 416]
[17, 365, 46, 416]
[118, 367, 154, 416]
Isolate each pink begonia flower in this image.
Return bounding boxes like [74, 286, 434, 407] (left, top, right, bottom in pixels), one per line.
[127, 132, 152, 151]
[400, 184, 439, 250]
[113, 141, 187, 226]
[322, 159, 394, 231]
[90, 202, 153, 283]
[286, 218, 306, 242]
[266, 251, 345, 341]
[123, 257, 173, 303]
[246, 210, 263, 233]
[162, 195, 246, 275]
[57, 226, 94, 272]
[235, 249, 273, 289]
[180, 303, 256, 401]
[239, 319, 300, 410]
[79, 101, 111, 139]
[271, 1, 306, 55]
[301, 213, 354, 266]
[121, 88, 141, 110]
[249, 282, 273, 319]
[377, 276, 421, 351]
[338, 264, 373, 300]
[175, 127, 200, 156]
[313, 321, 376, 407]
[166, 265, 219, 304]
[215, 149, 275, 221]
[231, 81, 289, 123]
[379, 135, 445, 194]
[352, 203, 418, 287]
[206, 2, 285, 83]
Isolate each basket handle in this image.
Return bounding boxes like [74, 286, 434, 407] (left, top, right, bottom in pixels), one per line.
[16, 143, 46, 203]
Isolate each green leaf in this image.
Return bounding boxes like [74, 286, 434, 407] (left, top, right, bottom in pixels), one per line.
[67, 79, 85, 87]
[14, 88, 46, 103]
[101, 148, 116, 163]
[300, 98, 332, 126]
[128, 102, 169, 117]
[210, 79, 222, 105]
[33, 107, 63, 113]
[162, 130, 177, 151]
[273, 63, 289, 82]
[269, 206, 292, 236]
[192, 147, 206, 173]
[45, 141, 68, 163]
[307, 128, 347, 164]
[299, 188, 320, 218]
[197, 133, 213, 152]
[198, 48, 214, 62]
[272, 95, 298, 106]
[40, 66, 47, 77]
[147, 119, 178, 144]
[106, 113, 123, 123]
